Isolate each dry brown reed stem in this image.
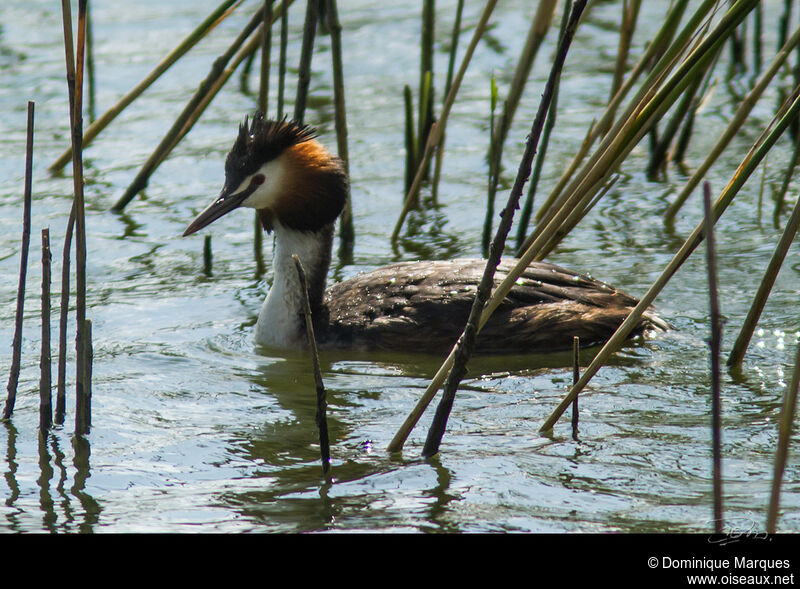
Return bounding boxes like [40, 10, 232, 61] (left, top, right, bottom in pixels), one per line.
[56, 206, 75, 425]
[491, 0, 557, 153]
[522, 0, 757, 260]
[2, 101, 35, 421]
[40, 228, 53, 433]
[767, 338, 800, 533]
[391, 0, 499, 243]
[49, 0, 243, 173]
[394, 0, 586, 455]
[664, 22, 800, 224]
[292, 255, 330, 475]
[325, 0, 354, 254]
[703, 182, 723, 534]
[728, 191, 800, 368]
[571, 336, 579, 441]
[294, 0, 318, 124]
[113, 6, 266, 211]
[538, 86, 800, 433]
[76, 318, 92, 435]
[61, 0, 90, 435]
[610, 0, 642, 102]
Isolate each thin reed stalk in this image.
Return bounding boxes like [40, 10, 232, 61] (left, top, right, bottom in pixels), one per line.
[76, 318, 92, 435]
[664, 22, 800, 223]
[203, 235, 213, 276]
[728, 193, 800, 369]
[259, 0, 272, 113]
[294, 0, 318, 124]
[766, 339, 800, 533]
[293, 255, 330, 475]
[49, 0, 243, 173]
[391, 0, 499, 243]
[610, 0, 642, 102]
[539, 86, 800, 433]
[40, 228, 53, 433]
[430, 0, 464, 204]
[417, 0, 435, 178]
[277, 0, 289, 119]
[572, 336, 579, 441]
[516, 2, 571, 251]
[772, 128, 800, 228]
[3, 101, 35, 421]
[703, 182, 723, 534]
[325, 0, 354, 254]
[393, 0, 586, 454]
[56, 207, 75, 425]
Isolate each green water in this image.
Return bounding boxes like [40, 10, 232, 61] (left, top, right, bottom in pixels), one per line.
[0, 0, 798, 533]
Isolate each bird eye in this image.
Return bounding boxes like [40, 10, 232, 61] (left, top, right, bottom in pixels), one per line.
[252, 174, 265, 186]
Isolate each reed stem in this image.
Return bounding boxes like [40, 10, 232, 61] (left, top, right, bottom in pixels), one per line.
[293, 255, 330, 475]
[766, 338, 800, 533]
[571, 336, 579, 441]
[40, 228, 53, 433]
[3, 101, 35, 421]
[294, 0, 318, 125]
[703, 182, 723, 534]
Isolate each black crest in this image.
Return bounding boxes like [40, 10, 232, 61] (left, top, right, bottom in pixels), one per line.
[223, 113, 317, 190]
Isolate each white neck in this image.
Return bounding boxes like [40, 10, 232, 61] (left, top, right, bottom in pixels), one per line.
[255, 222, 333, 349]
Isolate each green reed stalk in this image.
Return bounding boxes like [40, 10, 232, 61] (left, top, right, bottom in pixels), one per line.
[483, 75, 500, 257]
[277, 0, 288, 119]
[664, 22, 800, 223]
[430, 0, 464, 204]
[772, 119, 800, 228]
[418, 0, 435, 178]
[516, 1, 571, 251]
[50, 0, 243, 173]
[2, 101, 35, 421]
[76, 318, 92, 435]
[293, 255, 331, 476]
[403, 84, 417, 195]
[325, 0, 355, 254]
[572, 336, 579, 441]
[259, 0, 272, 113]
[767, 339, 800, 533]
[703, 182, 724, 534]
[40, 228, 53, 433]
[294, 0, 318, 124]
[539, 86, 800, 433]
[392, 0, 499, 243]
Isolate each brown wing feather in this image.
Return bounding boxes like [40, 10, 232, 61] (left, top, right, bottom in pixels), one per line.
[321, 259, 664, 353]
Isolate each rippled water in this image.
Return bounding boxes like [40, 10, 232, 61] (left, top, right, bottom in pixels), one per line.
[0, 0, 798, 533]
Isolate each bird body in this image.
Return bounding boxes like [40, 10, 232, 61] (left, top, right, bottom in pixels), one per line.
[184, 114, 664, 354]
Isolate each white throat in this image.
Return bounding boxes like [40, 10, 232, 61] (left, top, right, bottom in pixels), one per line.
[255, 221, 333, 349]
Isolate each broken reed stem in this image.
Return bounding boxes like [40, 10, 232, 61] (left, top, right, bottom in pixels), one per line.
[50, 0, 243, 173]
[728, 191, 800, 368]
[664, 21, 800, 223]
[76, 318, 92, 435]
[572, 336, 579, 441]
[113, 6, 266, 211]
[56, 206, 75, 425]
[292, 255, 330, 475]
[203, 234, 213, 275]
[392, 0, 499, 243]
[294, 0, 318, 125]
[325, 0, 355, 254]
[407, 0, 587, 457]
[766, 337, 800, 533]
[703, 182, 723, 534]
[40, 228, 53, 433]
[2, 101, 35, 421]
[538, 85, 800, 433]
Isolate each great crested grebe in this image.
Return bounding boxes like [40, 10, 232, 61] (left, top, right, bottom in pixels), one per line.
[184, 113, 665, 354]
